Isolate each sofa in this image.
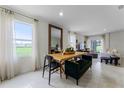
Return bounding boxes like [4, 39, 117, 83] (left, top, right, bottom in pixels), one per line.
[65, 55, 92, 85]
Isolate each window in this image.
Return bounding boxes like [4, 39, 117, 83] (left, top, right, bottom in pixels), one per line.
[91, 40, 103, 53]
[14, 20, 33, 57]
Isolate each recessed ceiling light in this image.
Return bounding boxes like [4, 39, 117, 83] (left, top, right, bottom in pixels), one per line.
[59, 12, 63, 16]
[104, 28, 106, 31]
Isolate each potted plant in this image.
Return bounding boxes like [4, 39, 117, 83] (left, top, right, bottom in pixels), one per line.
[64, 47, 75, 55]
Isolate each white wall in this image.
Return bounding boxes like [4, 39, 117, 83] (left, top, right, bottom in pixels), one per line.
[109, 31, 124, 67]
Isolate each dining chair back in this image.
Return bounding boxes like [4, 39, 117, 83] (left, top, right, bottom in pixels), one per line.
[42, 55, 60, 85]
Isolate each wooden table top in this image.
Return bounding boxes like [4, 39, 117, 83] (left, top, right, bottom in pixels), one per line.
[48, 52, 87, 62]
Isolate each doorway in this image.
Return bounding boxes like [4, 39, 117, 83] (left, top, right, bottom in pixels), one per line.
[91, 40, 103, 53]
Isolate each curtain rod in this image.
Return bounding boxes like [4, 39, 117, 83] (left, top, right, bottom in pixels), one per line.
[0, 7, 39, 21]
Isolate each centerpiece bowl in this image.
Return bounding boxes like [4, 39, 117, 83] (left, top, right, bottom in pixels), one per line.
[64, 47, 75, 55]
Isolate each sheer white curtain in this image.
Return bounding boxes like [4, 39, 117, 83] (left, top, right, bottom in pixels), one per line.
[13, 17, 40, 74]
[0, 8, 40, 81]
[0, 9, 15, 81]
[32, 20, 41, 70]
[69, 32, 76, 50]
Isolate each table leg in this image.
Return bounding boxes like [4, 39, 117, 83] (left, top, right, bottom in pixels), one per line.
[106, 59, 108, 64]
[60, 64, 62, 78]
[115, 59, 118, 66]
[60, 61, 65, 78]
[110, 59, 112, 64]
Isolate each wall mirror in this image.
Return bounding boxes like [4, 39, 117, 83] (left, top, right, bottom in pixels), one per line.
[48, 24, 63, 53]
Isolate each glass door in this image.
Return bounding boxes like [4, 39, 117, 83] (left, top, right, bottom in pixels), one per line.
[91, 40, 103, 53]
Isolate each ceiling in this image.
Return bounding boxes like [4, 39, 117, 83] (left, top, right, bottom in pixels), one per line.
[2, 5, 124, 36]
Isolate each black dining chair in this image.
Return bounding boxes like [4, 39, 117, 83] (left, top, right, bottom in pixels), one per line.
[42, 55, 60, 85]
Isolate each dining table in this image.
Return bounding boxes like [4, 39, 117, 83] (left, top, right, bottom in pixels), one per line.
[48, 52, 87, 78]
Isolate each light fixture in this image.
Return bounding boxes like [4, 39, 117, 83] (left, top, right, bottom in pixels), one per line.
[59, 11, 63, 16]
[104, 28, 106, 31]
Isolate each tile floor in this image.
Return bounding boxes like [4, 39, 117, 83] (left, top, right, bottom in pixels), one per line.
[0, 59, 124, 88]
